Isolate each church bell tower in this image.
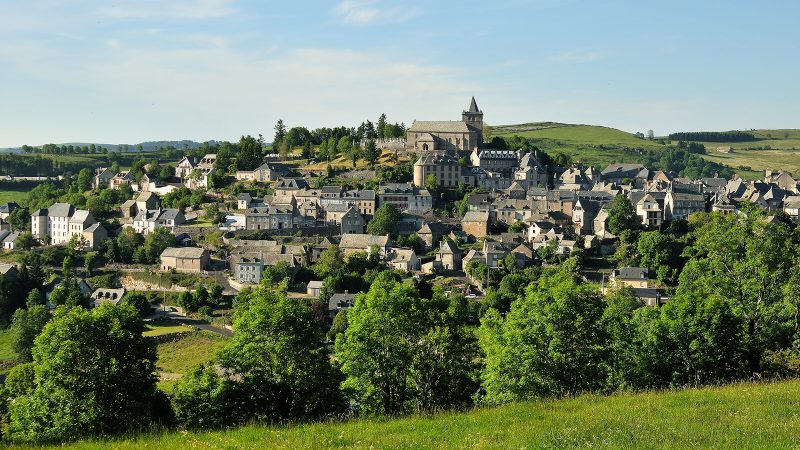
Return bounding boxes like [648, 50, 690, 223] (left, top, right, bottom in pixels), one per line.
[462, 96, 484, 143]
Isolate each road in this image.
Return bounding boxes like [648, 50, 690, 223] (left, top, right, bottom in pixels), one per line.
[150, 306, 233, 337]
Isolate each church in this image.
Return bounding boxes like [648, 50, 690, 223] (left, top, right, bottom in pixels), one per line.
[406, 97, 484, 153]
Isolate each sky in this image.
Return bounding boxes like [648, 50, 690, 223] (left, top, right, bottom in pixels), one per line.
[0, 0, 798, 147]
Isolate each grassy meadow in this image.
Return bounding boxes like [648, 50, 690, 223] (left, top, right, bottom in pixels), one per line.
[154, 330, 228, 392]
[17, 380, 800, 449]
[492, 122, 665, 168]
[0, 188, 29, 205]
[494, 122, 800, 178]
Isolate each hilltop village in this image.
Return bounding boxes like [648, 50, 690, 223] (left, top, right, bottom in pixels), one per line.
[1, 98, 798, 315]
[3, 97, 800, 443]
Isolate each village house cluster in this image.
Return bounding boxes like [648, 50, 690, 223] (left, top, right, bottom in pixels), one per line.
[7, 97, 800, 315]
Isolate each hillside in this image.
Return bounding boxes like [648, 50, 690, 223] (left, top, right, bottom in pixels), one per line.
[28, 380, 800, 449]
[494, 123, 800, 178]
[0, 140, 215, 153]
[492, 122, 666, 168]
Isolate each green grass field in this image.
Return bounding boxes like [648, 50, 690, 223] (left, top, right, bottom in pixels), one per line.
[19, 380, 800, 449]
[492, 122, 665, 168]
[0, 328, 16, 361]
[494, 123, 800, 178]
[0, 188, 29, 205]
[154, 330, 228, 392]
[142, 322, 191, 337]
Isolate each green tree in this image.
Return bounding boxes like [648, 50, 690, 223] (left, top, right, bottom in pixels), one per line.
[217, 287, 343, 422]
[377, 113, 387, 138]
[8, 207, 30, 232]
[364, 139, 380, 167]
[236, 135, 263, 172]
[301, 140, 313, 159]
[261, 261, 294, 286]
[327, 309, 349, 341]
[678, 211, 794, 374]
[366, 203, 400, 236]
[76, 168, 93, 192]
[313, 245, 344, 279]
[601, 288, 644, 389]
[123, 292, 153, 317]
[607, 194, 639, 236]
[143, 227, 178, 264]
[7, 304, 167, 442]
[648, 293, 746, 386]
[479, 268, 610, 404]
[273, 119, 287, 148]
[171, 363, 226, 429]
[637, 231, 683, 284]
[336, 274, 478, 415]
[9, 305, 51, 362]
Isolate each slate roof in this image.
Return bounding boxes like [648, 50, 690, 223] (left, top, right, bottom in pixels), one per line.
[614, 267, 648, 280]
[0, 202, 19, 214]
[48, 202, 74, 217]
[160, 247, 206, 259]
[339, 234, 390, 249]
[408, 120, 472, 133]
[462, 211, 489, 223]
[69, 210, 92, 224]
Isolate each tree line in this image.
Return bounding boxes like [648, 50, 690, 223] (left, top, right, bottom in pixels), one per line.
[667, 131, 756, 142]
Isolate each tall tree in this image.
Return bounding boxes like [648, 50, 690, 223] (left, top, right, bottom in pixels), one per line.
[607, 194, 639, 236]
[217, 287, 343, 421]
[336, 274, 478, 415]
[273, 119, 287, 147]
[236, 135, 262, 171]
[364, 139, 380, 168]
[479, 267, 610, 403]
[377, 113, 387, 139]
[7, 305, 167, 442]
[366, 203, 400, 236]
[9, 305, 51, 362]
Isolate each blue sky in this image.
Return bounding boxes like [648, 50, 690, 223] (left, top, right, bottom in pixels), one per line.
[0, 0, 798, 147]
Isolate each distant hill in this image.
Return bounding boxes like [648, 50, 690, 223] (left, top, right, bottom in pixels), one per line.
[494, 122, 800, 179]
[0, 140, 219, 154]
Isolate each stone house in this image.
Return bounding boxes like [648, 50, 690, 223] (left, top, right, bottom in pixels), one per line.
[338, 234, 391, 257]
[611, 267, 649, 289]
[437, 238, 461, 271]
[386, 248, 420, 272]
[461, 210, 490, 239]
[160, 247, 209, 273]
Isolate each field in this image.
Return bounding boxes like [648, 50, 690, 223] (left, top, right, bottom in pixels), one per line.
[492, 122, 665, 168]
[695, 129, 800, 175]
[0, 187, 29, 204]
[494, 123, 800, 178]
[0, 328, 16, 361]
[154, 330, 228, 392]
[22, 380, 800, 449]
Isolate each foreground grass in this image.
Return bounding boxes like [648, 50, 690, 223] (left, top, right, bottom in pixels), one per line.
[25, 380, 800, 449]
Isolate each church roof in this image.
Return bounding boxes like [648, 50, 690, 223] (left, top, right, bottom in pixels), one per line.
[467, 96, 480, 113]
[408, 121, 472, 133]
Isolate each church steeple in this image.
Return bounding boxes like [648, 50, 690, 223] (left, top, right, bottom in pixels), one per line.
[467, 96, 480, 113]
[462, 96, 484, 143]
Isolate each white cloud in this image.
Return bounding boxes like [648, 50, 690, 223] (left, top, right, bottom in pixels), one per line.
[0, 37, 479, 145]
[97, 0, 238, 20]
[334, 0, 420, 25]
